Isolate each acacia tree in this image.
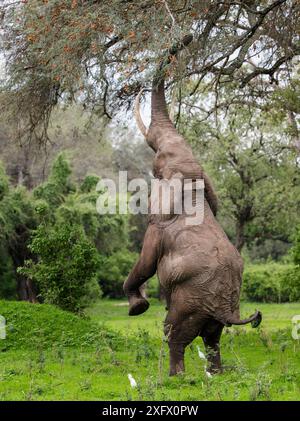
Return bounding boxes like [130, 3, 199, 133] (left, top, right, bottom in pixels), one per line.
[0, 0, 299, 143]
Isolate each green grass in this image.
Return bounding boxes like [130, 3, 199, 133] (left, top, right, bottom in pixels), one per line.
[0, 300, 118, 350]
[86, 299, 300, 334]
[0, 299, 300, 400]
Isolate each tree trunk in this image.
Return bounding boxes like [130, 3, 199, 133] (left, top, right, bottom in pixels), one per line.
[17, 276, 37, 303]
[235, 221, 245, 252]
[9, 226, 38, 303]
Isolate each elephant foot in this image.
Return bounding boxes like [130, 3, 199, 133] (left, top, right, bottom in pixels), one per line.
[206, 365, 223, 375]
[169, 363, 185, 376]
[128, 297, 149, 316]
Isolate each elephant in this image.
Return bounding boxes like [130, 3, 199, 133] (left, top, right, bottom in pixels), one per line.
[123, 35, 262, 376]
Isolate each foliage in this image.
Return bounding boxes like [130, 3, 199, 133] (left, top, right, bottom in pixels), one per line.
[0, 163, 35, 241]
[1, 1, 299, 142]
[0, 163, 9, 201]
[0, 250, 16, 300]
[99, 249, 138, 298]
[242, 263, 300, 303]
[0, 161, 37, 300]
[80, 175, 100, 193]
[283, 269, 300, 303]
[33, 153, 75, 207]
[0, 152, 138, 308]
[243, 239, 291, 263]
[19, 223, 101, 313]
[284, 225, 300, 301]
[181, 82, 300, 254]
[291, 225, 300, 266]
[18, 153, 137, 310]
[146, 275, 160, 299]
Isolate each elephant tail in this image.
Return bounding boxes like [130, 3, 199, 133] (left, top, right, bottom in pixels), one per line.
[224, 310, 262, 328]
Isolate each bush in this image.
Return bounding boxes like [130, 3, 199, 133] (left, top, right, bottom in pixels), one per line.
[19, 222, 101, 312]
[80, 175, 100, 193]
[147, 275, 160, 298]
[291, 225, 300, 266]
[99, 249, 138, 298]
[285, 225, 300, 301]
[283, 267, 300, 301]
[242, 263, 299, 303]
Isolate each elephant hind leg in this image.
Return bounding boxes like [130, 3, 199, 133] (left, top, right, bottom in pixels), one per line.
[201, 320, 224, 374]
[165, 312, 206, 376]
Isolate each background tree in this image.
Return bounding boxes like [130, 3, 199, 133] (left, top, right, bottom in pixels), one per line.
[0, 162, 37, 301]
[0, 99, 116, 188]
[0, 153, 140, 307]
[179, 81, 300, 255]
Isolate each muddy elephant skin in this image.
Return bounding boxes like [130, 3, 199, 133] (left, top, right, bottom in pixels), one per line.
[123, 36, 261, 376]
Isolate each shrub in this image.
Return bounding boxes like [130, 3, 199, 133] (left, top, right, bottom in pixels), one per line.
[19, 222, 101, 312]
[242, 263, 299, 303]
[283, 267, 300, 302]
[291, 225, 300, 266]
[80, 175, 100, 193]
[285, 225, 300, 301]
[147, 275, 160, 298]
[99, 249, 138, 298]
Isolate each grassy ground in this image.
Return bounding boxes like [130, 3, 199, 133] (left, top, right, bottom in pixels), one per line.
[86, 300, 300, 334]
[0, 299, 300, 401]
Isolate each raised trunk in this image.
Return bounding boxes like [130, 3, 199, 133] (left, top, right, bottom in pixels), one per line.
[147, 39, 218, 216]
[150, 34, 193, 134]
[151, 80, 175, 129]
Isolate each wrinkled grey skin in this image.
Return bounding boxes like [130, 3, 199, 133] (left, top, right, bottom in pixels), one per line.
[123, 37, 261, 376]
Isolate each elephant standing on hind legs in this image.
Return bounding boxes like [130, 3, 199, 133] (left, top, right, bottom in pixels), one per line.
[123, 35, 262, 376]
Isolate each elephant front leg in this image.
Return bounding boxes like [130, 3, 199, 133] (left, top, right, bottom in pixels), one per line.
[123, 224, 161, 316]
[124, 266, 151, 316]
[126, 289, 149, 316]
